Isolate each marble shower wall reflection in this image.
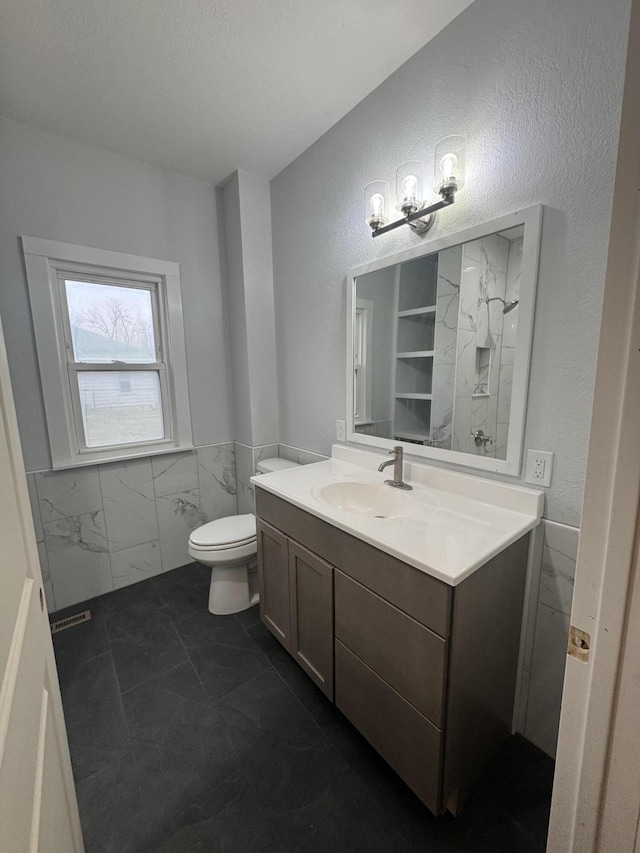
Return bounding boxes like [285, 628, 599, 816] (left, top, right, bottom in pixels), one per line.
[430, 246, 462, 448]
[26, 442, 237, 612]
[451, 234, 522, 459]
[518, 519, 579, 758]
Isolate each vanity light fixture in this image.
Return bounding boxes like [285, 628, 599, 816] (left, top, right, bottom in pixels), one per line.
[365, 135, 466, 238]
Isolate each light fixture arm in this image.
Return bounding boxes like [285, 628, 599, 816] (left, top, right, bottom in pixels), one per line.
[371, 191, 455, 238]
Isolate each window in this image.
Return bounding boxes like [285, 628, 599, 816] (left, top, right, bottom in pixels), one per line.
[23, 238, 193, 468]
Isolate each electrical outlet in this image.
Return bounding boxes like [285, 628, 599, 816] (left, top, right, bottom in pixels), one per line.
[336, 419, 346, 442]
[525, 449, 554, 487]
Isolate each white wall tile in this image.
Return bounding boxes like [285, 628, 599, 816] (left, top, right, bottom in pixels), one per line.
[44, 511, 112, 609]
[278, 444, 298, 463]
[496, 363, 513, 425]
[495, 422, 509, 459]
[235, 442, 255, 514]
[36, 540, 56, 612]
[26, 472, 44, 543]
[151, 450, 198, 497]
[26, 443, 238, 610]
[296, 449, 328, 465]
[253, 444, 280, 469]
[538, 520, 579, 616]
[111, 541, 162, 589]
[36, 466, 102, 523]
[197, 443, 237, 521]
[515, 525, 544, 733]
[156, 489, 205, 572]
[99, 458, 159, 552]
[524, 602, 570, 757]
[452, 395, 471, 454]
[458, 264, 480, 332]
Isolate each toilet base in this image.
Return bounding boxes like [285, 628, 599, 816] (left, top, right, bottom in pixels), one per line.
[208, 559, 259, 615]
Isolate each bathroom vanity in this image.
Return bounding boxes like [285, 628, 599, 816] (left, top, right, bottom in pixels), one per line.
[252, 447, 543, 816]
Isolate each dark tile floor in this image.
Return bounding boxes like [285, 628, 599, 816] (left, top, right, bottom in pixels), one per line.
[51, 563, 554, 852]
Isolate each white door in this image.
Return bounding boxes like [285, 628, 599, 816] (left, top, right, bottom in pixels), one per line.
[0, 313, 83, 851]
[547, 1, 640, 850]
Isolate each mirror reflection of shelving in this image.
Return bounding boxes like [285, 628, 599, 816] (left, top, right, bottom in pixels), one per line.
[392, 255, 438, 444]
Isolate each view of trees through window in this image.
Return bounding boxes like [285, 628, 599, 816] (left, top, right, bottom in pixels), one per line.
[64, 279, 164, 448]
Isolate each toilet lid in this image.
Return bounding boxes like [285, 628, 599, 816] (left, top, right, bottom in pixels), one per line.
[189, 513, 257, 548]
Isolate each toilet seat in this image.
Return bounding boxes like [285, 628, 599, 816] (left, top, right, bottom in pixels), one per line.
[189, 513, 256, 550]
[187, 458, 300, 615]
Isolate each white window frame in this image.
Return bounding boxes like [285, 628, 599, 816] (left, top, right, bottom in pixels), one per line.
[22, 237, 193, 469]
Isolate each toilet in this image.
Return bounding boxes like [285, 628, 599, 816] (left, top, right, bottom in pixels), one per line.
[188, 457, 300, 615]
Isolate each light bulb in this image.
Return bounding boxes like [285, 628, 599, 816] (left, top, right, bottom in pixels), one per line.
[439, 152, 458, 179]
[402, 174, 418, 201]
[370, 193, 384, 216]
[364, 181, 389, 230]
[434, 136, 466, 197]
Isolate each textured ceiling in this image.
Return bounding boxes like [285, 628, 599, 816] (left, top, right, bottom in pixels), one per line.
[0, 0, 474, 184]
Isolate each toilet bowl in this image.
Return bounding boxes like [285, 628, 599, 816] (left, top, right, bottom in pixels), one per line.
[188, 457, 300, 615]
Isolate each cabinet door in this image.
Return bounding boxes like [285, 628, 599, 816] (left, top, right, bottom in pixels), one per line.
[289, 541, 334, 700]
[257, 520, 291, 650]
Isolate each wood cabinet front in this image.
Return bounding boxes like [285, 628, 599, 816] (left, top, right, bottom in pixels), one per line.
[258, 519, 335, 700]
[335, 640, 442, 814]
[257, 519, 291, 650]
[289, 542, 334, 700]
[256, 486, 529, 818]
[335, 569, 447, 727]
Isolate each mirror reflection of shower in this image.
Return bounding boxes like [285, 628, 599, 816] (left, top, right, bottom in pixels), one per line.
[485, 296, 519, 314]
[352, 221, 525, 461]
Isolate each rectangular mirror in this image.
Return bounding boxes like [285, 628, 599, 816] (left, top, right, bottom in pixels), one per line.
[347, 206, 542, 475]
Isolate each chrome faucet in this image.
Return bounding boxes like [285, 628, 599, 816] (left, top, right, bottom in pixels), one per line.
[378, 446, 413, 490]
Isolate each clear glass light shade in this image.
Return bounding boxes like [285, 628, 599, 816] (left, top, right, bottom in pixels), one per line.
[395, 161, 424, 214]
[434, 135, 466, 197]
[364, 181, 390, 230]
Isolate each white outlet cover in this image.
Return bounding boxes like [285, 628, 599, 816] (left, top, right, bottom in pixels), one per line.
[525, 449, 554, 488]
[336, 420, 346, 442]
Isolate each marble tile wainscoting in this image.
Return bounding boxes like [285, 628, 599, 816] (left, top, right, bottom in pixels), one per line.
[26, 443, 237, 613]
[517, 519, 580, 757]
[235, 442, 329, 514]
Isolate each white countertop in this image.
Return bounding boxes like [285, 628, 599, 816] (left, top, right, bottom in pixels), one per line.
[251, 445, 544, 587]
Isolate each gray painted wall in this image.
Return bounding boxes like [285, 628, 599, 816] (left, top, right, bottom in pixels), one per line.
[0, 115, 233, 471]
[222, 173, 254, 446]
[270, 0, 632, 528]
[221, 170, 280, 448]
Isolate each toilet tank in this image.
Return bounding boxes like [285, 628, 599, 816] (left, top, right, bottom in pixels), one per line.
[255, 457, 300, 474]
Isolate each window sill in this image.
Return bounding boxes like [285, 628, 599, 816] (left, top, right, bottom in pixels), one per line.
[51, 443, 195, 471]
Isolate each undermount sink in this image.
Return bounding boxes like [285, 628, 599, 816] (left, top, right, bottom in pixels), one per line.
[314, 481, 419, 519]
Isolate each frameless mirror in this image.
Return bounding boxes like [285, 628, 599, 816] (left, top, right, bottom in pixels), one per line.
[347, 206, 542, 475]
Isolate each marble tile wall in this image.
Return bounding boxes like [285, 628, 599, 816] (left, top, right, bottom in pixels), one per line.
[495, 237, 523, 457]
[452, 235, 510, 458]
[235, 441, 328, 514]
[430, 246, 462, 449]
[518, 519, 579, 757]
[26, 443, 237, 612]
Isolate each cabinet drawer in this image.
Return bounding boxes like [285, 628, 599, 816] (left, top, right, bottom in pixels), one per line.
[335, 640, 442, 814]
[335, 570, 446, 727]
[256, 488, 451, 637]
